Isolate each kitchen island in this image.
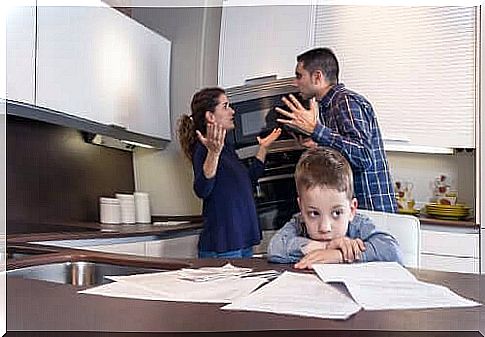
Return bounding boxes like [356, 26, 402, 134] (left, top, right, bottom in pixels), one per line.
[6, 252, 485, 337]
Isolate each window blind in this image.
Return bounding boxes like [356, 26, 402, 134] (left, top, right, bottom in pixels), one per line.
[313, 5, 477, 148]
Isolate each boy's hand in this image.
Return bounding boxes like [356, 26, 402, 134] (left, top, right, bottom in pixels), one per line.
[294, 249, 341, 269]
[327, 237, 366, 263]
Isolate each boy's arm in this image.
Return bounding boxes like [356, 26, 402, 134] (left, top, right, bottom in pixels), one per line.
[267, 215, 311, 263]
[349, 214, 404, 264]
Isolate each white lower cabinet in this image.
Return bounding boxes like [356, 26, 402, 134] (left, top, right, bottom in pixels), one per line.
[145, 235, 199, 259]
[420, 226, 480, 274]
[86, 241, 147, 256]
[421, 254, 479, 274]
[85, 234, 200, 259]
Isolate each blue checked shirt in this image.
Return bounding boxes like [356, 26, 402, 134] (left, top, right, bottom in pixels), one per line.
[312, 83, 397, 213]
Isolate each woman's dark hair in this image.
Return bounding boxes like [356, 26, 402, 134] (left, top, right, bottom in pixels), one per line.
[177, 87, 225, 160]
[297, 47, 339, 84]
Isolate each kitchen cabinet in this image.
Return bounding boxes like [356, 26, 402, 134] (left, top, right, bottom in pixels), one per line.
[313, 6, 477, 149]
[420, 225, 480, 274]
[218, 3, 314, 88]
[35, 1, 171, 140]
[86, 241, 147, 256]
[6, 1, 36, 104]
[145, 234, 199, 259]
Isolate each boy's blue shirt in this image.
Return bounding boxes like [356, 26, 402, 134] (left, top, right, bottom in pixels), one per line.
[267, 212, 403, 265]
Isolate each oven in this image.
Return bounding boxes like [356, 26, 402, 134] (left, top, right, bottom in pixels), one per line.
[226, 78, 305, 232]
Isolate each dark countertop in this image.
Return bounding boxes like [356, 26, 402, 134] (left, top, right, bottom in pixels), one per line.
[7, 256, 485, 336]
[7, 220, 204, 244]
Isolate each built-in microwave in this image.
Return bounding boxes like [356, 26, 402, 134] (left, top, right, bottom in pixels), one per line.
[226, 78, 307, 150]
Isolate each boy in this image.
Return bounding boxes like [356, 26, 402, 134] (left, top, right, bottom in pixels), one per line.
[267, 147, 402, 269]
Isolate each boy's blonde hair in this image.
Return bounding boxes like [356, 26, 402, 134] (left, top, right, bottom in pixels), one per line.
[295, 147, 354, 201]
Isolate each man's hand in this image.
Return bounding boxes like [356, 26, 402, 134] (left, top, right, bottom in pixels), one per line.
[276, 95, 319, 136]
[327, 237, 366, 263]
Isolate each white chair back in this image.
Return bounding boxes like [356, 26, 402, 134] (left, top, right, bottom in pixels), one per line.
[357, 209, 421, 268]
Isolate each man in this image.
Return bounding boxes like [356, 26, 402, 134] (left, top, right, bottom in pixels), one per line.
[276, 47, 396, 213]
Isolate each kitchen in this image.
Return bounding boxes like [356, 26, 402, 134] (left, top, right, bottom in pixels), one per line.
[3, 1, 485, 336]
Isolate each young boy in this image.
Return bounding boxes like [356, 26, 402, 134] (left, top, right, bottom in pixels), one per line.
[267, 147, 403, 269]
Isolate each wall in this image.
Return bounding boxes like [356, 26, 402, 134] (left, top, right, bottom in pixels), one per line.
[131, 7, 221, 216]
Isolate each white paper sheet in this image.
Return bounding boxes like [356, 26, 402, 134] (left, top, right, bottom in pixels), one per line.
[222, 271, 361, 320]
[343, 279, 481, 310]
[79, 280, 168, 300]
[79, 265, 268, 303]
[313, 261, 416, 283]
[313, 262, 481, 311]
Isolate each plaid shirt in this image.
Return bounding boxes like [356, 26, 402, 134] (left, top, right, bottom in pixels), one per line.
[312, 83, 397, 213]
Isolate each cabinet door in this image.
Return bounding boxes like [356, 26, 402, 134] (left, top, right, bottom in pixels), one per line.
[6, 2, 36, 104]
[421, 254, 479, 274]
[85, 242, 146, 256]
[36, 2, 171, 139]
[421, 230, 479, 259]
[145, 235, 199, 259]
[218, 4, 314, 88]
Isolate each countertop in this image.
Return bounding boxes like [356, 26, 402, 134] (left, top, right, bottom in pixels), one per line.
[7, 256, 485, 337]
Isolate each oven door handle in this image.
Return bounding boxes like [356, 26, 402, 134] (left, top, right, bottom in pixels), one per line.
[258, 173, 294, 183]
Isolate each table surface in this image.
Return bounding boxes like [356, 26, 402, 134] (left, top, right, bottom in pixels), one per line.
[7, 257, 485, 336]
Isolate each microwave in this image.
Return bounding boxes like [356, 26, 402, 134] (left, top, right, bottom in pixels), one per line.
[226, 78, 307, 149]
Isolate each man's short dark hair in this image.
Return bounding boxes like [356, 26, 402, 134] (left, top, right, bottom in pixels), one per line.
[297, 48, 339, 84]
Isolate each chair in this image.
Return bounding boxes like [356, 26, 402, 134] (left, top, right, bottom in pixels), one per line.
[357, 209, 421, 268]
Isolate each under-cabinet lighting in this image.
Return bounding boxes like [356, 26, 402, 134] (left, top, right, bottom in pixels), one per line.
[120, 140, 154, 149]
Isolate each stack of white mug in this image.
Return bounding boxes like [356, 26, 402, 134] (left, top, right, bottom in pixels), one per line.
[99, 192, 151, 224]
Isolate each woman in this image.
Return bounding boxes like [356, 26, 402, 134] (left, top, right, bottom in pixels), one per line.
[178, 87, 281, 258]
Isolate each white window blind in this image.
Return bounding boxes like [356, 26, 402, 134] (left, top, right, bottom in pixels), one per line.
[313, 6, 477, 148]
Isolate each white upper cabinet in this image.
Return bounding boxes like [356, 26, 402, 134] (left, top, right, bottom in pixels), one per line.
[313, 6, 478, 149]
[36, 2, 172, 140]
[218, 3, 314, 88]
[6, 1, 36, 104]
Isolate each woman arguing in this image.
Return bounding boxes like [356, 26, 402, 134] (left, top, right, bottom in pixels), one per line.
[178, 88, 281, 258]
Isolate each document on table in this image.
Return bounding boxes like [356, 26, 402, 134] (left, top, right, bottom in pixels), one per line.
[79, 264, 267, 303]
[222, 271, 361, 320]
[313, 261, 417, 283]
[313, 262, 481, 310]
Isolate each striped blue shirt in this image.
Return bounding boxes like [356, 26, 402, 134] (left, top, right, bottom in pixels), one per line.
[312, 83, 397, 213]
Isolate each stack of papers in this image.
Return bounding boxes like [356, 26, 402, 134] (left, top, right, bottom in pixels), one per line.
[79, 264, 268, 303]
[222, 271, 361, 320]
[313, 262, 481, 310]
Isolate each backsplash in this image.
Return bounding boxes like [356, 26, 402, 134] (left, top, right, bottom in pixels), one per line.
[7, 115, 135, 233]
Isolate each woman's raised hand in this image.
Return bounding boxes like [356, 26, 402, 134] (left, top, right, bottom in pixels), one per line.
[257, 128, 282, 149]
[196, 122, 226, 155]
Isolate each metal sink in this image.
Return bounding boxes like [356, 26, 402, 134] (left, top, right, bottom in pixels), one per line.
[7, 261, 165, 287]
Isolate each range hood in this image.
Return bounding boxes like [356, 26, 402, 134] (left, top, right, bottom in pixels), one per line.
[6, 100, 169, 151]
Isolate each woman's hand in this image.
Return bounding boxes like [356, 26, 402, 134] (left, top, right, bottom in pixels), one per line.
[255, 128, 282, 163]
[257, 128, 282, 149]
[196, 122, 226, 155]
[327, 237, 366, 263]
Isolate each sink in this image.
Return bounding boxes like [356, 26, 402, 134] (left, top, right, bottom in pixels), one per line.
[7, 261, 165, 287]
